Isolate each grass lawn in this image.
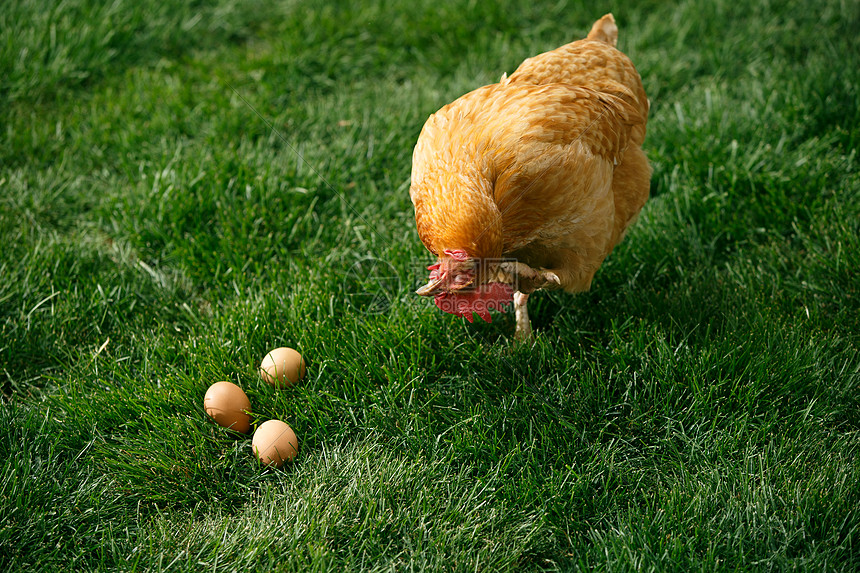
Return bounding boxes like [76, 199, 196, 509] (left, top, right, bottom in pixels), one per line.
[2, 0, 859, 570]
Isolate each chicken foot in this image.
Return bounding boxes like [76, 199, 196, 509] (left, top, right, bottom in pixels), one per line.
[498, 261, 559, 341]
[494, 261, 560, 294]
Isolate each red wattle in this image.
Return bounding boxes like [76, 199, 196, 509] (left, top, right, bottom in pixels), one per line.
[433, 282, 514, 323]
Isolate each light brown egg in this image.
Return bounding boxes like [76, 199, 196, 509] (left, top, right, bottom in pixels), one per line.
[252, 419, 299, 467]
[203, 381, 251, 434]
[259, 347, 306, 388]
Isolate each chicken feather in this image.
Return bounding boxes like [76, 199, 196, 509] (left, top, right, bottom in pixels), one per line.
[411, 14, 651, 336]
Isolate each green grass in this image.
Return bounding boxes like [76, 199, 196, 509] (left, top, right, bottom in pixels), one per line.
[2, 0, 859, 570]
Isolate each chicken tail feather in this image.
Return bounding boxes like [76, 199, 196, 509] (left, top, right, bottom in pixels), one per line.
[587, 13, 618, 47]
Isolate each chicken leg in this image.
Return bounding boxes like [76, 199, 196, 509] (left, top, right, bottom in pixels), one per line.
[496, 261, 559, 341]
[514, 291, 532, 342]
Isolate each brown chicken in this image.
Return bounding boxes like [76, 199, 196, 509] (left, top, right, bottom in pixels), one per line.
[410, 14, 651, 340]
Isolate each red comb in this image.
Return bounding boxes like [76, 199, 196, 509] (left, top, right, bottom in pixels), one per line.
[443, 249, 470, 261]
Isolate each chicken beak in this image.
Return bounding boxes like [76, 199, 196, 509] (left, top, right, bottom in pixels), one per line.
[415, 276, 445, 296]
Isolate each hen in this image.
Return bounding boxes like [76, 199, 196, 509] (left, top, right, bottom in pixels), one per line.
[410, 14, 651, 340]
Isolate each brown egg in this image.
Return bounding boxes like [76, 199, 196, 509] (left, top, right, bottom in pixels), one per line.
[252, 419, 299, 467]
[260, 347, 306, 388]
[203, 381, 251, 434]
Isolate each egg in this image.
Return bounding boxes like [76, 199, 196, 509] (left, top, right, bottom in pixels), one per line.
[203, 381, 252, 434]
[260, 347, 306, 388]
[252, 419, 299, 467]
